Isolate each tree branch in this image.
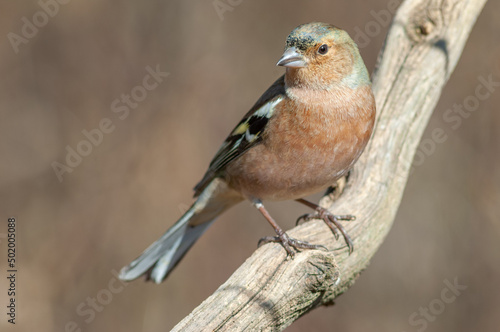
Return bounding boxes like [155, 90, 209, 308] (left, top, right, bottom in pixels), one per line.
[171, 0, 487, 330]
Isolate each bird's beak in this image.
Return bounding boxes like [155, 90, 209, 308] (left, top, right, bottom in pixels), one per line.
[276, 47, 307, 68]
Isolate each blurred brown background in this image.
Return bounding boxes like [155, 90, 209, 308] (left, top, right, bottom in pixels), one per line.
[1, 0, 499, 331]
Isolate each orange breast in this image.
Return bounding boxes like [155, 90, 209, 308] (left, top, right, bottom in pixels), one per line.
[225, 85, 375, 201]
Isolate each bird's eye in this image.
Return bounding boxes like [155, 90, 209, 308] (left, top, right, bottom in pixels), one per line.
[318, 44, 328, 55]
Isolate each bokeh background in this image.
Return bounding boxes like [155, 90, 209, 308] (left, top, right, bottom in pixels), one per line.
[1, 0, 499, 331]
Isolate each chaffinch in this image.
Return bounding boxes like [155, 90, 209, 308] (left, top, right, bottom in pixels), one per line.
[119, 22, 376, 284]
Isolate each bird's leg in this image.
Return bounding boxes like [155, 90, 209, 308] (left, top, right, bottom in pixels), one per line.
[295, 198, 355, 254]
[253, 200, 325, 258]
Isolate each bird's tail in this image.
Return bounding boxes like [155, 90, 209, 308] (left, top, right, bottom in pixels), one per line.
[119, 179, 242, 284]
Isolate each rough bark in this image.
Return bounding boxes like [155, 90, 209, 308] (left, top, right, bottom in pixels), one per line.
[172, 0, 488, 330]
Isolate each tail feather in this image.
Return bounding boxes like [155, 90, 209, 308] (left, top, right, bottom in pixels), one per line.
[148, 217, 215, 283]
[119, 206, 212, 283]
[119, 179, 242, 283]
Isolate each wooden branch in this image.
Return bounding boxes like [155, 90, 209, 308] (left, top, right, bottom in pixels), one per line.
[172, 0, 487, 330]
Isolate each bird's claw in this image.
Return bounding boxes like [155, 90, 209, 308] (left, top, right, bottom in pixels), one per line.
[258, 232, 327, 258]
[296, 213, 313, 225]
[296, 207, 355, 254]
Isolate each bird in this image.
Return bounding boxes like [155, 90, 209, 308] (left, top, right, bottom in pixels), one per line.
[119, 22, 376, 284]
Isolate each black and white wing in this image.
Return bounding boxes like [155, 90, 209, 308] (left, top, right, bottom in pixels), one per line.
[194, 75, 286, 196]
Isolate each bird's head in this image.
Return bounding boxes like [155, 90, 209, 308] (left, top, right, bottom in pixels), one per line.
[277, 22, 371, 90]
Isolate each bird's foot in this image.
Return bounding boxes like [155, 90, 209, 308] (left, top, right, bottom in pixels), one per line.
[296, 206, 355, 254]
[258, 231, 326, 258]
